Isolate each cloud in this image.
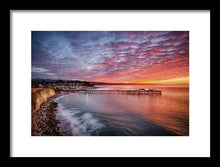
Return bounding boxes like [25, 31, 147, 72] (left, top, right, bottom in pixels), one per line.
[32, 31, 189, 83]
[32, 66, 57, 79]
[32, 67, 50, 73]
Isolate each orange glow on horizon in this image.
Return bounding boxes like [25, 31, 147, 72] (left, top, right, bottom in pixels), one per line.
[139, 77, 189, 84]
[90, 77, 189, 85]
[90, 55, 189, 84]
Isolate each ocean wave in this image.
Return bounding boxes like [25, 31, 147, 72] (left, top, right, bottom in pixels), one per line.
[55, 102, 104, 136]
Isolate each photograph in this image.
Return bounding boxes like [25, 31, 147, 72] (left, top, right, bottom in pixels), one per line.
[31, 31, 189, 136]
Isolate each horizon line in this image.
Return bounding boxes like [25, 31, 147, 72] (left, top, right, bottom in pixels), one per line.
[32, 78, 189, 85]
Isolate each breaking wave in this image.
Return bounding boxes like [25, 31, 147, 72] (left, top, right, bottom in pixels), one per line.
[54, 100, 105, 136]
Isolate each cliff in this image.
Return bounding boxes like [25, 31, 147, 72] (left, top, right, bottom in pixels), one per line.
[32, 88, 55, 113]
[32, 88, 62, 136]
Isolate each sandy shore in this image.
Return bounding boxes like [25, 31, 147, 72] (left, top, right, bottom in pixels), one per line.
[31, 89, 76, 136]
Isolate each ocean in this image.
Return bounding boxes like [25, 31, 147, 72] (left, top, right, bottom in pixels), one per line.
[54, 85, 189, 136]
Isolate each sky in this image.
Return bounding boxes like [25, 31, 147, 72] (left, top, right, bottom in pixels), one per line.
[32, 31, 189, 84]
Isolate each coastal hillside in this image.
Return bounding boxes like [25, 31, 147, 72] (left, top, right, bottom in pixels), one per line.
[31, 81, 94, 136]
[32, 88, 55, 113]
[32, 88, 62, 136]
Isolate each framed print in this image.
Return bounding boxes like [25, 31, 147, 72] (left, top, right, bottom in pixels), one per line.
[11, 10, 210, 157]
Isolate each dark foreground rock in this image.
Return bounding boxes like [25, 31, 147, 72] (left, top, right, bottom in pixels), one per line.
[32, 88, 79, 136]
[32, 97, 62, 136]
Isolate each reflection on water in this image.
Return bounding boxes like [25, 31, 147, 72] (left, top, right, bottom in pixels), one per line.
[54, 85, 189, 136]
[85, 93, 88, 103]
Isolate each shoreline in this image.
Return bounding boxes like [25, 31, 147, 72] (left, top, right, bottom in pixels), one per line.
[31, 89, 76, 136]
[32, 86, 161, 136]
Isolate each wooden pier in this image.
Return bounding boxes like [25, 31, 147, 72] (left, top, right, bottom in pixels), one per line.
[77, 89, 162, 95]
